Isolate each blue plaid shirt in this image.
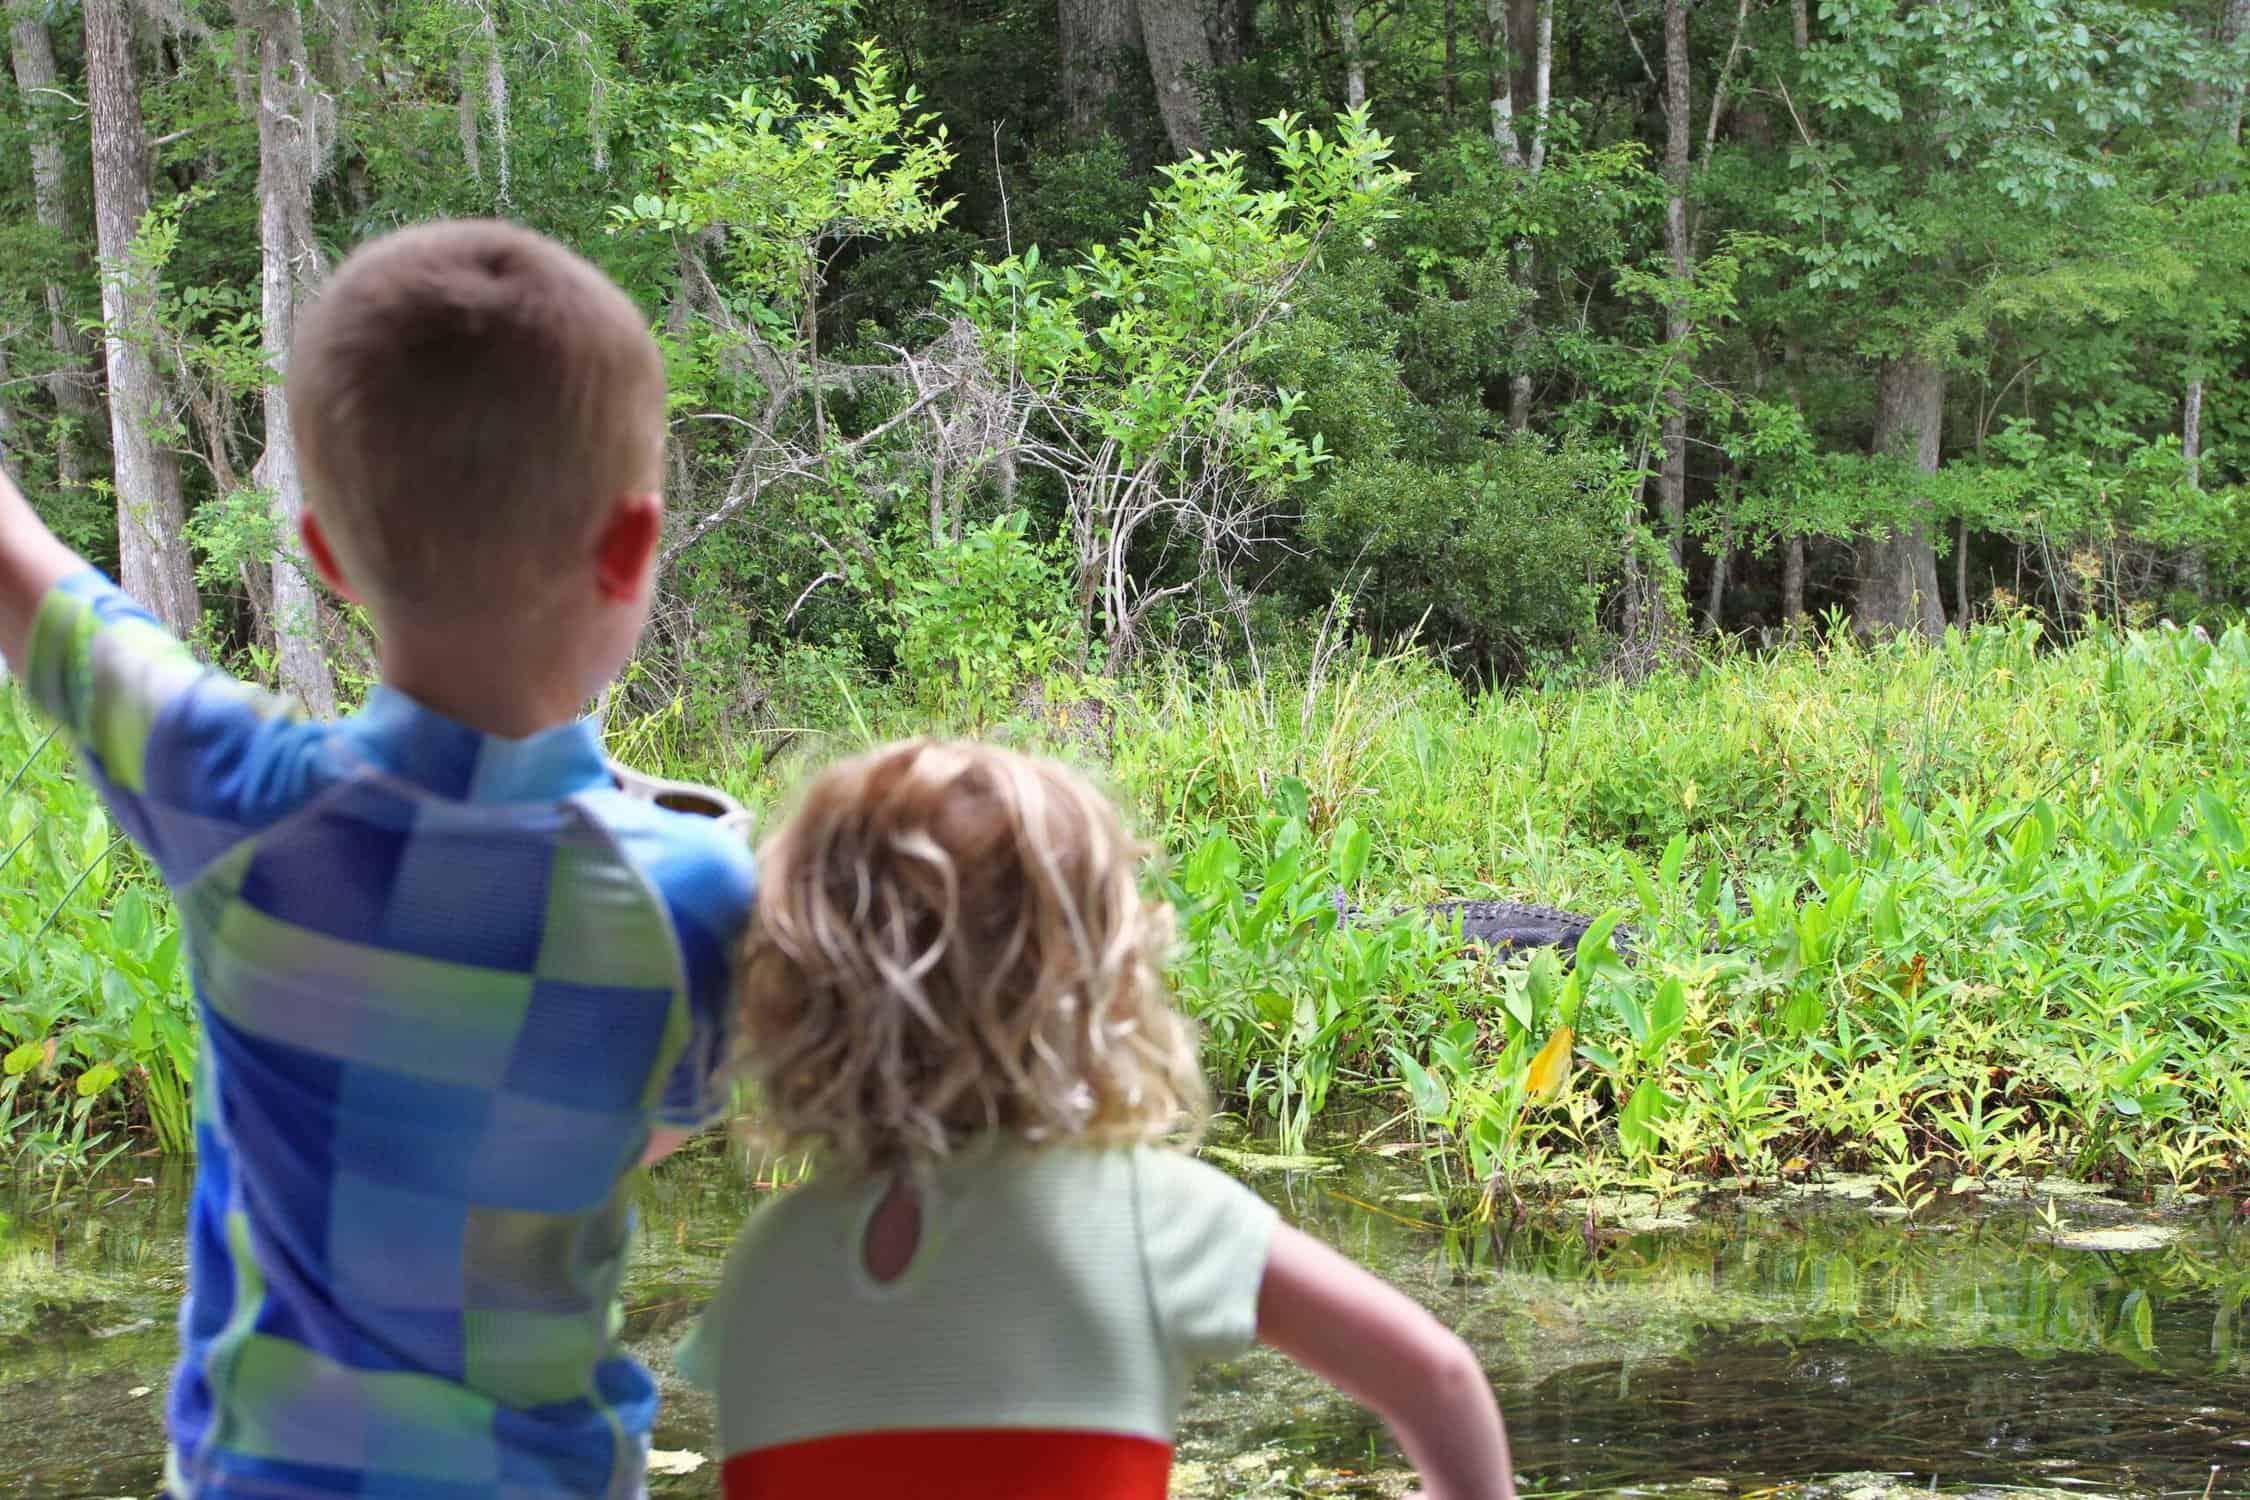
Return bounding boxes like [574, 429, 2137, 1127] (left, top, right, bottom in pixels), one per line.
[24, 571, 756, 1499]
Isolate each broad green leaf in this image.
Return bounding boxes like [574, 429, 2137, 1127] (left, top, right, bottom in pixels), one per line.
[1332, 819, 1371, 888]
[1659, 832, 1687, 888]
[77, 1062, 119, 1098]
[1619, 1076, 1670, 1157]
[1648, 975, 1687, 1047]
[112, 888, 152, 957]
[4, 1040, 43, 1076]
[2197, 790, 2244, 855]
[1390, 1046, 1449, 1122]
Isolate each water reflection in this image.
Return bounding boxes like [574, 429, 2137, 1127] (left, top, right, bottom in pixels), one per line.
[4, 1145, 2245, 1498]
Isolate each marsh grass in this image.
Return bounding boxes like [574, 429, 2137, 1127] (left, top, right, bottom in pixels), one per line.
[7, 616, 2246, 1209]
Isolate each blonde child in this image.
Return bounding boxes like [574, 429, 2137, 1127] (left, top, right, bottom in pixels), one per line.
[679, 740, 1516, 1500]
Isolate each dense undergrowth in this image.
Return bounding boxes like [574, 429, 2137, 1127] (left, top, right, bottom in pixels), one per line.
[7, 617, 2248, 1217]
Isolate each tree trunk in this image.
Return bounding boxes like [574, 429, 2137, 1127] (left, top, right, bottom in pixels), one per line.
[0, 343, 18, 462]
[2178, 377, 2210, 597]
[1703, 535, 1729, 632]
[1207, 0, 1255, 70]
[1442, 0, 1457, 116]
[241, 0, 338, 715]
[477, 0, 510, 209]
[8, 1, 96, 488]
[1060, 0, 1144, 137]
[1337, 0, 1364, 109]
[2199, 0, 2250, 147]
[2170, 0, 2245, 598]
[1484, 0, 1521, 164]
[1856, 355, 1947, 641]
[1656, 0, 1691, 566]
[1781, 533, 1806, 635]
[1792, 0, 1809, 49]
[1496, 0, 1548, 428]
[84, 0, 198, 638]
[1954, 513, 1970, 623]
[1137, 0, 1213, 157]
[1507, 0, 1537, 123]
[1527, 0, 1552, 172]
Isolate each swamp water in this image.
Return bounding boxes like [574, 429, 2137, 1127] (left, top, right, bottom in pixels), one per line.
[4, 1140, 2246, 1500]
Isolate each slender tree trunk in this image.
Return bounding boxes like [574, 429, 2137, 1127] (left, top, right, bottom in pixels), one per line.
[1954, 514, 1970, 623]
[1497, 0, 1547, 427]
[1778, 11, 1815, 640]
[1207, 0, 1254, 71]
[1703, 533, 1730, 632]
[1060, 0, 1145, 137]
[475, 0, 509, 209]
[240, 0, 338, 715]
[1656, 0, 1691, 566]
[1856, 355, 1947, 641]
[1485, 0, 1521, 164]
[2170, 0, 2246, 599]
[0, 344, 18, 462]
[1442, 0, 1457, 116]
[1527, 0, 1552, 172]
[1507, 0, 1537, 119]
[8, 1, 96, 488]
[1337, 0, 1364, 109]
[2178, 377, 2210, 597]
[1782, 534, 1807, 635]
[1137, 0, 1214, 157]
[84, 0, 198, 638]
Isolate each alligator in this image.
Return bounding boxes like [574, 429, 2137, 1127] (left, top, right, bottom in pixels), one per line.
[1341, 895, 1619, 960]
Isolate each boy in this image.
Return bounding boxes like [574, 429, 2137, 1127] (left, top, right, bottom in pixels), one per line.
[0, 221, 754, 1498]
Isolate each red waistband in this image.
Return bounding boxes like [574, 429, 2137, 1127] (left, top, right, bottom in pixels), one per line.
[721, 1427, 1174, 1500]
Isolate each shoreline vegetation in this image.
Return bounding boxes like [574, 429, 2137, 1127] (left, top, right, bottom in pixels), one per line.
[8, 614, 2247, 1218]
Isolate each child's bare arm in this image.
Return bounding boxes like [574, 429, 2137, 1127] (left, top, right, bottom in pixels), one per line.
[1257, 1223, 1518, 1500]
[0, 462, 90, 674]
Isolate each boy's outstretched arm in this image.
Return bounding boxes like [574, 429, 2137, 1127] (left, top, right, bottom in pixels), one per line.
[0, 462, 91, 674]
[1257, 1222, 1519, 1500]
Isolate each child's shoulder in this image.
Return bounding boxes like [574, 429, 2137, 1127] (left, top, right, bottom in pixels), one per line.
[575, 784, 758, 909]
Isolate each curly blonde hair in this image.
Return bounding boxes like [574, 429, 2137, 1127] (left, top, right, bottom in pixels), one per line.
[734, 740, 1207, 1167]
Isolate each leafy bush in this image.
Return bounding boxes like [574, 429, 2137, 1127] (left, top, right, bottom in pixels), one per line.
[0, 686, 196, 1186]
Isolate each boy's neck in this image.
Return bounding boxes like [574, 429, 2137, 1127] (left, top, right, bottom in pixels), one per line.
[380, 639, 595, 741]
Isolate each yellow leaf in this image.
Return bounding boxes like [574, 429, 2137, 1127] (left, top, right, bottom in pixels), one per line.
[1526, 1025, 1573, 1101]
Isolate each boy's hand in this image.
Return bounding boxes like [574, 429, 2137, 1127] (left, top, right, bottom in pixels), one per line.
[0, 461, 88, 675]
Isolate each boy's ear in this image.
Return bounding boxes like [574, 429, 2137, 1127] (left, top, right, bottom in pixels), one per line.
[300, 513, 361, 603]
[593, 493, 664, 603]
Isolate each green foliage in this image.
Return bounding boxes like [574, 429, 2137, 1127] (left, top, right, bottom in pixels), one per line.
[0, 688, 196, 1181]
[1112, 618, 2250, 1207]
[880, 509, 1078, 722]
[613, 42, 957, 335]
[942, 110, 1406, 479]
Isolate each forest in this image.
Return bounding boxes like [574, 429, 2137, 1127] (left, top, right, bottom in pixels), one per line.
[2, 0, 2248, 708]
[3, 0, 2250, 1203]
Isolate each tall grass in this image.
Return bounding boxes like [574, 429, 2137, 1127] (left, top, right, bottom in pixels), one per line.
[1135, 617, 2250, 1208]
[9, 615, 2247, 1212]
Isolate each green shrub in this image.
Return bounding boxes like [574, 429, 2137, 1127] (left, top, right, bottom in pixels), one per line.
[0, 686, 196, 1187]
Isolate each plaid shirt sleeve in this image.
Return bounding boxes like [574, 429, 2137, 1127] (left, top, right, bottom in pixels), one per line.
[23, 570, 329, 885]
[641, 818, 758, 1128]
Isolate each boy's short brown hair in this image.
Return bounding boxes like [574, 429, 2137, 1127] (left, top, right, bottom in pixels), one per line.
[291, 219, 665, 615]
